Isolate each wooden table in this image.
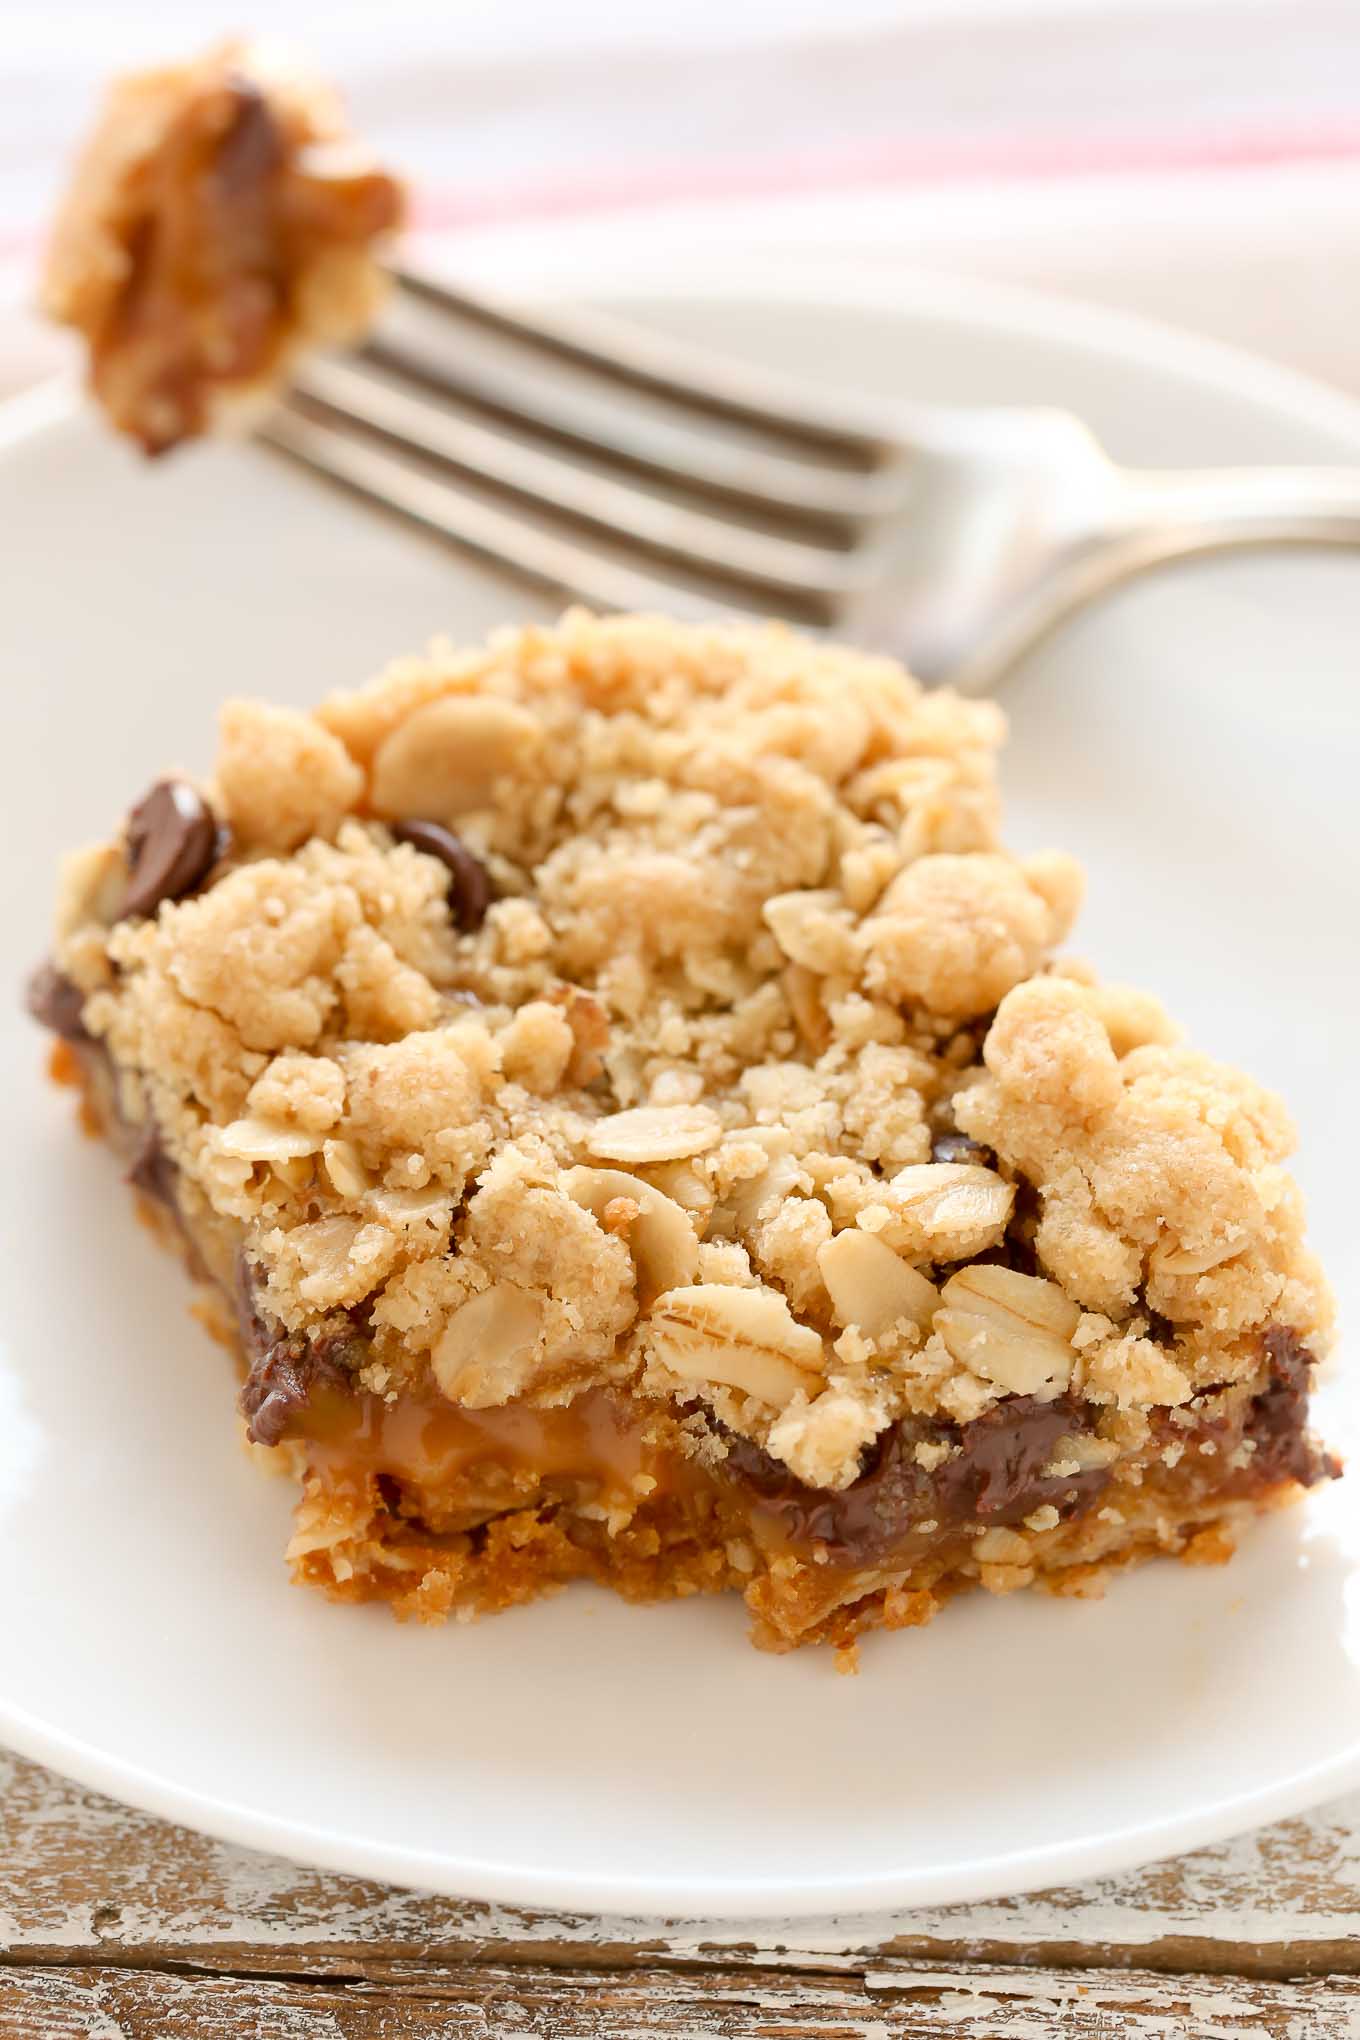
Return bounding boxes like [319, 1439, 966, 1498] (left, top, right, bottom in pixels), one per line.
[2, 1752, 1356, 2036]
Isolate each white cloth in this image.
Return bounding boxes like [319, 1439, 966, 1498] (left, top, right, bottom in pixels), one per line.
[5, 0, 1360, 397]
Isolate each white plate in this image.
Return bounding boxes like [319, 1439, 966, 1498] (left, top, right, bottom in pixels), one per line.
[3, 254, 1360, 1919]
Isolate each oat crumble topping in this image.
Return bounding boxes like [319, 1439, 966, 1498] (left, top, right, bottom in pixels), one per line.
[48, 611, 1333, 1506]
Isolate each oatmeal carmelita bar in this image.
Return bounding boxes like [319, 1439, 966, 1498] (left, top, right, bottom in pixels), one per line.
[28, 614, 1338, 1656]
[43, 40, 403, 452]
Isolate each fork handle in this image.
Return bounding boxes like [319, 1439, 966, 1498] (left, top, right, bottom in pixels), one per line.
[946, 464, 1360, 698]
[1121, 466, 1360, 548]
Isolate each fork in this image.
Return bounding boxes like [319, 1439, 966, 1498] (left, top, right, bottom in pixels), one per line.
[260, 263, 1360, 697]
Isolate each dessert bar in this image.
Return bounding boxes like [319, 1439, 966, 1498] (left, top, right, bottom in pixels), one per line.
[29, 613, 1338, 1656]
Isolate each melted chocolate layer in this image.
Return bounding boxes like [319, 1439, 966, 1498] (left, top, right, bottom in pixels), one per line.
[236, 1259, 366, 1447]
[213, 77, 286, 200]
[724, 1394, 1109, 1564]
[125, 1118, 178, 1208]
[25, 963, 91, 1042]
[1247, 1325, 1342, 1488]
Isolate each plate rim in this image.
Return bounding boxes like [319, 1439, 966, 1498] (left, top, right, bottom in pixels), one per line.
[2, 1675, 1358, 1917]
[5, 256, 1360, 1918]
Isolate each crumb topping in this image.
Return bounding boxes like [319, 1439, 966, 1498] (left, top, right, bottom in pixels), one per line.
[51, 611, 1333, 1492]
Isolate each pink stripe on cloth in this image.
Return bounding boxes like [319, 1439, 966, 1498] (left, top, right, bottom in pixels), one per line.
[6, 119, 1360, 271]
[410, 120, 1360, 232]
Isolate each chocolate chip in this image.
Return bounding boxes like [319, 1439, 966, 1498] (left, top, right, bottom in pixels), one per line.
[120, 780, 223, 921]
[723, 1393, 1109, 1563]
[25, 962, 90, 1041]
[391, 819, 492, 932]
[931, 1132, 993, 1167]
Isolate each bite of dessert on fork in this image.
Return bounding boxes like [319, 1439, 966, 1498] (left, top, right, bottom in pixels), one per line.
[42, 38, 405, 454]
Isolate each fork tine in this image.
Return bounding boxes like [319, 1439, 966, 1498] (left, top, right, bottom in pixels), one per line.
[390, 264, 894, 463]
[360, 334, 906, 533]
[259, 404, 750, 622]
[289, 358, 867, 619]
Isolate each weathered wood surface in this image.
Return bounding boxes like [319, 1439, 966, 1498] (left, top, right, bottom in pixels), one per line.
[3, 1751, 1358, 2036]
[4, 1961, 1360, 2039]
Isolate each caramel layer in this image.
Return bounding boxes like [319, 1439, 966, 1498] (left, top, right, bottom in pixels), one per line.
[302, 1384, 687, 1501]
